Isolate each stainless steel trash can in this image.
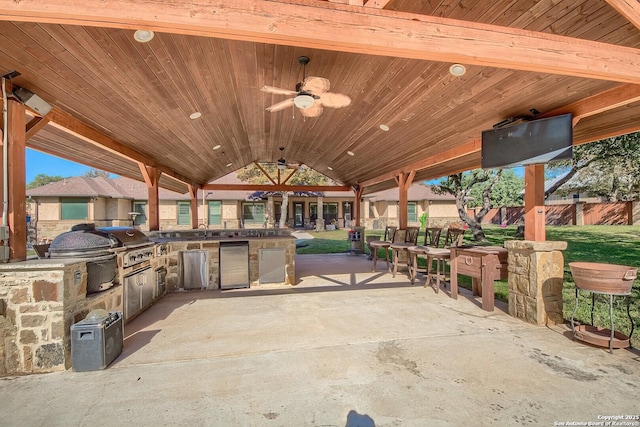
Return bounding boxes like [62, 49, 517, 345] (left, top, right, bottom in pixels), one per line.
[71, 311, 123, 372]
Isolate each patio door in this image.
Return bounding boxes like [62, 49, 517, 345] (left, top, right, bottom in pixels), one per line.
[293, 202, 304, 228]
[343, 202, 353, 227]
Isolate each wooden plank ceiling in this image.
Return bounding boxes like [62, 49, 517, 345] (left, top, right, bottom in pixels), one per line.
[1, 0, 640, 195]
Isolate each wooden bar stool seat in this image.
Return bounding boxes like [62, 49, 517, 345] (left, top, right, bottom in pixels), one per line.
[423, 247, 451, 292]
[407, 245, 428, 284]
[390, 227, 420, 278]
[370, 226, 397, 272]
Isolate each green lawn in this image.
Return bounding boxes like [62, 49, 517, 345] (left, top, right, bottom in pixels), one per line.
[296, 225, 640, 347]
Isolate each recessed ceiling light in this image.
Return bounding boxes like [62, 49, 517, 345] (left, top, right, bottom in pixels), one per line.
[379, 124, 390, 131]
[133, 30, 155, 43]
[449, 63, 466, 77]
[347, 151, 355, 156]
[212, 145, 221, 150]
[189, 112, 201, 120]
[327, 166, 333, 171]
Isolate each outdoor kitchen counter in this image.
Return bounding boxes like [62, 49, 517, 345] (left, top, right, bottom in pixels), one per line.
[0, 256, 86, 268]
[154, 234, 297, 290]
[149, 235, 296, 243]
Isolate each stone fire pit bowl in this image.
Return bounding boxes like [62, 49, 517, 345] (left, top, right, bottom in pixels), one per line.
[569, 262, 637, 295]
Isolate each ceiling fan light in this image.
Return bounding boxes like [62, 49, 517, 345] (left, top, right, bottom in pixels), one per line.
[293, 94, 315, 109]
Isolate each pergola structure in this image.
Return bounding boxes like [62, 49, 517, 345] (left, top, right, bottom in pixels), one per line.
[2, 0, 640, 261]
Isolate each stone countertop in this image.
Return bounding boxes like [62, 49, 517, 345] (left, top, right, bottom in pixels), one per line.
[151, 235, 296, 244]
[0, 256, 87, 270]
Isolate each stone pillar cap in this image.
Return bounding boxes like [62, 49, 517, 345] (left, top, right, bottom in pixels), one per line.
[504, 240, 568, 251]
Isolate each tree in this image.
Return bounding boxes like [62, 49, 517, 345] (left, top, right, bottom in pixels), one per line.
[467, 169, 523, 208]
[27, 173, 66, 189]
[431, 169, 503, 242]
[83, 168, 110, 178]
[237, 163, 328, 228]
[546, 132, 640, 200]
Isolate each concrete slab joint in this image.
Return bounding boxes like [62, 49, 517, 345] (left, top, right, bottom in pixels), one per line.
[505, 240, 567, 326]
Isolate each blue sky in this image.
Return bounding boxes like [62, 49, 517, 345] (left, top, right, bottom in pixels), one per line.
[27, 149, 94, 183]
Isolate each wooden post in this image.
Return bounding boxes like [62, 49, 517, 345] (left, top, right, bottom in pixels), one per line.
[524, 164, 545, 241]
[354, 185, 363, 227]
[139, 164, 161, 231]
[7, 99, 27, 261]
[395, 171, 415, 229]
[188, 184, 199, 229]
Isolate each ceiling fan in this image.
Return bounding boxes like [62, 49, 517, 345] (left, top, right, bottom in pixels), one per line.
[261, 56, 351, 118]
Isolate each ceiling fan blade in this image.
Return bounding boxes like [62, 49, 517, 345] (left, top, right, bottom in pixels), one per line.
[261, 85, 298, 96]
[317, 92, 351, 109]
[302, 77, 330, 94]
[300, 102, 323, 118]
[266, 98, 295, 112]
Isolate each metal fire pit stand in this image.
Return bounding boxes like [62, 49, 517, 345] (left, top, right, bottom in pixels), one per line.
[570, 287, 634, 353]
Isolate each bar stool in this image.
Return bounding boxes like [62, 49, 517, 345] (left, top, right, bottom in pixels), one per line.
[408, 227, 442, 284]
[390, 227, 420, 278]
[370, 226, 397, 272]
[424, 227, 465, 292]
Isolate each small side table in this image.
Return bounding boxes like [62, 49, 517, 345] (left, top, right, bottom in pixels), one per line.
[571, 288, 634, 353]
[449, 246, 508, 312]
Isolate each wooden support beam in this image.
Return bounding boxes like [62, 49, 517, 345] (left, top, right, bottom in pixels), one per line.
[354, 185, 363, 226]
[254, 162, 277, 186]
[281, 167, 298, 185]
[202, 183, 351, 192]
[396, 170, 415, 229]
[524, 164, 545, 242]
[7, 99, 27, 261]
[360, 139, 481, 189]
[188, 184, 199, 229]
[25, 116, 50, 140]
[2, 1, 640, 83]
[605, 0, 640, 30]
[139, 163, 161, 231]
[365, 0, 392, 8]
[47, 108, 196, 187]
[542, 84, 640, 127]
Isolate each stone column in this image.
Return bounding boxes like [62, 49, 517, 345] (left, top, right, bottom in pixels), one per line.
[505, 240, 567, 326]
[575, 202, 584, 226]
[267, 196, 275, 228]
[317, 196, 324, 230]
[631, 201, 640, 225]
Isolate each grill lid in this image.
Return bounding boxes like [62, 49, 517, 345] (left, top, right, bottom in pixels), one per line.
[98, 226, 150, 247]
[48, 223, 150, 258]
[49, 223, 118, 258]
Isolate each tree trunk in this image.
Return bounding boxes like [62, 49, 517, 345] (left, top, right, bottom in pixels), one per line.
[279, 191, 289, 228]
[454, 197, 487, 243]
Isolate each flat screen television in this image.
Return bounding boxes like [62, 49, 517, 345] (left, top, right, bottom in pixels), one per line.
[481, 113, 573, 169]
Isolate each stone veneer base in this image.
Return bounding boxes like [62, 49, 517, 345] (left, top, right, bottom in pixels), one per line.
[505, 240, 567, 326]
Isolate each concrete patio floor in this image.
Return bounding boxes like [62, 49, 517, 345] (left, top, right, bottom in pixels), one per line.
[1, 254, 638, 426]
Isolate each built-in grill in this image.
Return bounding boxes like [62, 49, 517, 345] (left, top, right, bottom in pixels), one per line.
[49, 223, 153, 293]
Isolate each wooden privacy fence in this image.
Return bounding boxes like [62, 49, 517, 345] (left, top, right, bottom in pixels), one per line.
[467, 201, 638, 226]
